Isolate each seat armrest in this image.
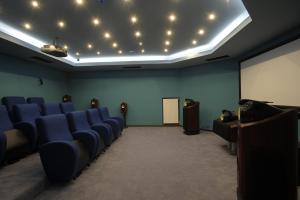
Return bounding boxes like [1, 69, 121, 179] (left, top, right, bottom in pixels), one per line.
[39, 141, 79, 182]
[14, 122, 37, 151]
[73, 131, 97, 161]
[0, 132, 7, 165]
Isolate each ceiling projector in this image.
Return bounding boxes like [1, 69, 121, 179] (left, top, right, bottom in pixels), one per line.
[41, 38, 67, 57]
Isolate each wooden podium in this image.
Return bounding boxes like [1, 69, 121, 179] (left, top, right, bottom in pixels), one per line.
[183, 100, 200, 135]
[237, 109, 298, 200]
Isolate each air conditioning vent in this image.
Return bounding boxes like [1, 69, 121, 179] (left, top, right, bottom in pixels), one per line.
[31, 56, 53, 64]
[122, 66, 142, 69]
[206, 55, 230, 62]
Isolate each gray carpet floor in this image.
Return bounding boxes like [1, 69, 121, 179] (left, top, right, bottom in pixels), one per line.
[35, 127, 238, 200]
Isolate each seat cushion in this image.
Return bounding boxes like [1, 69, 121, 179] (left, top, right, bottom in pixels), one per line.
[213, 119, 239, 143]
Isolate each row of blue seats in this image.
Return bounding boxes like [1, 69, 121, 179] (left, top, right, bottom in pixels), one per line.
[0, 96, 124, 182]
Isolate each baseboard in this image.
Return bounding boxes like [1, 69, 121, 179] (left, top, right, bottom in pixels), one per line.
[127, 125, 212, 132]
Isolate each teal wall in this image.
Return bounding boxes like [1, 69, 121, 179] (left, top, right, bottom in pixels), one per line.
[0, 54, 68, 102]
[69, 60, 240, 128]
[70, 70, 180, 125]
[180, 60, 240, 129]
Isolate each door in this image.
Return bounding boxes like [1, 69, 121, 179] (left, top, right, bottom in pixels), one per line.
[162, 98, 179, 125]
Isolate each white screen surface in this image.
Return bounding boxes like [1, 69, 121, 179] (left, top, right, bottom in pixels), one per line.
[241, 38, 300, 107]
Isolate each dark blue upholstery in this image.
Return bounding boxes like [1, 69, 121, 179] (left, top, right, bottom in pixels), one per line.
[60, 103, 75, 114]
[98, 109, 121, 139]
[67, 111, 105, 157]
[27, 97, 45, 105]
[41, 103, 62, 115]
[0, 105, 31, 165]
[37, 114, 98, 182]
[99, 107, 124, 131]
[86, 109, 113, 146]
[14, 104, 40, 150]
[1, 96, 26, 121]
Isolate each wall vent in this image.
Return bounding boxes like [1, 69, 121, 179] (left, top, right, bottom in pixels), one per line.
[206, 55, 230, 62]
[122, 66, 142, 69]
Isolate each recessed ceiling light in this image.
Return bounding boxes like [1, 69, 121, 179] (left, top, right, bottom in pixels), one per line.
[118, 50, 123, 54]
[75, 0, 84, 6]
[97, 51, 101, 55]
[192, 40, 197, 45]
[165, 40, 170, 46]
[92, 18, 100, 26]
[112, 42, 118, 48]
[164, 48, 169, 53]
[23, 23, 32, 30]
[208, 13, 216, 20]
[139, 42, 143, 46]
[63, 45, 68, 50]
[141, 49, 145, 53]
[104, 32, 111, 39]
[76, 52, 80, 56]
[169, 14, 177, 22]
[31, 1, 39, 8]
[87, 43, 93, 49]
[131, 15, 138, 24]
[135, 31, 141, 37]
[198, 29, 205, 35]
[57, 20, 65, 28]
[166, 30, 173, 36]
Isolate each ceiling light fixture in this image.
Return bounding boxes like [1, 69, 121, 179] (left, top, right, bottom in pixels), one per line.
[164, 48, 168, 53]
[131, 16, 138, 24]
[165, 40, 170, 46]
[169, 14, 176, 22]
[92, 18, 100, 26]
[208, 13, 216, 20]
[139, 42, 143, 46]
[87, 43, 93, 49]
[141, 49, 145, 53]
[198, 29, 205, 35]
[57, 21, 65, 28]
[63, 45, 68, 50]
[76, 52, 80, 56]
[31, 1, 39, 8]
[118, 50, 123, 54]
[104, 32, 111, 39]
[23, 23, 32, 30]
[112, 42, 118, 48]
[166, 30, 172, 36]
[97, 51, 101, 55]
[192, 40, 197, 45]
[135, 31, 141, 37]
[75, 0, 84, 6]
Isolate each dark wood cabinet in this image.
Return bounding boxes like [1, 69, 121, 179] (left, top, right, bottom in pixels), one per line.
[237, 109, 298, 200]
[183, 100, 200, 135]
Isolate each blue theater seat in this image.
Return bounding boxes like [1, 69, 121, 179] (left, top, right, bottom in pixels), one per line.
[99, 107, 124, 131]
[37, 114, 98, 182]
[27, 97, 45, 106]
[0, 105, 31, 165]
[41, 103, 62, 115]
[14, 104, 40, 150]
[60, 102, 75, 114]
[98, 109, 121, 139]
[86, 109, 114, 146]
[67, 111, 105, 156]
[2, 96, 26, 121]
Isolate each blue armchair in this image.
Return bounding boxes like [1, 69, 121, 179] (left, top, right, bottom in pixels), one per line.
[60, 102, 75, 114]
[14, 104, 40, 151]
[41, 103, 62, 115]
[99, 107, 124, 131]
[0, 105, 31, 165]
[98, 108, 121, 139]
[67, 111, 105, 158]
[37, 114, 98, 182]
[27, 97, 45, 105]
[86, 109, 114, 146]
[1, 96, 26, 122]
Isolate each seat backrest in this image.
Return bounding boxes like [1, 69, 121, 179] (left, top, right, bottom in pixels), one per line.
[41, 103, 62, 115]
[67, 111, 91, 132]
[99, 107, 110, 120]
[60, 103, 75, 114]
[0, 105, 13, 132]
[2, 96, 26, 121]
[86, 109, 102, 125]
[27, 97, 45, 105]
[14, 104, 41, 123]
[36, 114, 73, 144]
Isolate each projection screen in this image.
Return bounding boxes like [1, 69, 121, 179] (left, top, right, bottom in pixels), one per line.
[240, 38, 300, 107]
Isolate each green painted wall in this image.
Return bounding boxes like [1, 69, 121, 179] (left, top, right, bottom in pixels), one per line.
[0, 54, 68, 102]
[70, 70, 180, 125]
[69, 60, 240, 127]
